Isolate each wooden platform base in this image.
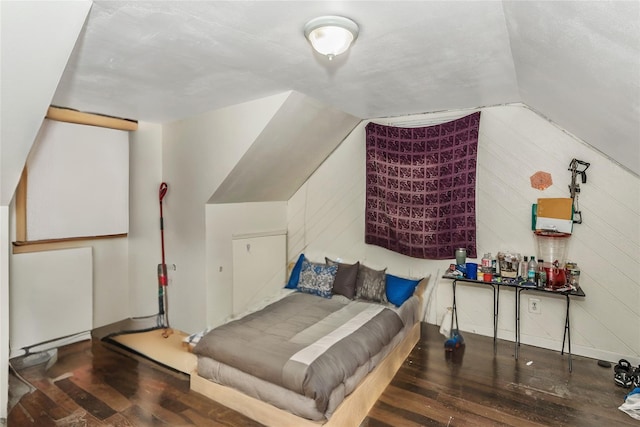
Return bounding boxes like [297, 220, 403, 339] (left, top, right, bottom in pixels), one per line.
[190, 322, 420, 427]
[108, 328, 197, 374]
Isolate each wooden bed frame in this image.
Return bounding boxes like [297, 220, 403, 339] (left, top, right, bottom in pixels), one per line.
[190, 321, 420, 427]
[190, 278, 427, 426]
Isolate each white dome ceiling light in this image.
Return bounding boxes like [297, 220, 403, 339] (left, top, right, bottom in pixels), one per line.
[304, 16, 359, 60]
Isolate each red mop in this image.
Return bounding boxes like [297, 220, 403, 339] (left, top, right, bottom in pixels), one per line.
[158, 182, 172, 338]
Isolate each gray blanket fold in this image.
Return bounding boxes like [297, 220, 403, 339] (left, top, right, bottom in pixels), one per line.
[193, 292, 404, 413]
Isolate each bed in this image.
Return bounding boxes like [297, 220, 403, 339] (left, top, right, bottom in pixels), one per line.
[190, 257, 429, 426]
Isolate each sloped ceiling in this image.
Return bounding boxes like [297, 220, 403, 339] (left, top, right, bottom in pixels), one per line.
[209, 91, 361, 203]
[504, 1, 639, 175]
[0, 1, 91, 205]
[15, 1, 640, 176]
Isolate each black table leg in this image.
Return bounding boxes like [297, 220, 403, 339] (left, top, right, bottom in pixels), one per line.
[493, 285, 499, 354]
[561, 294, 572, 372]
[515, 288, 521, 359]
[451, 280, 459, 334]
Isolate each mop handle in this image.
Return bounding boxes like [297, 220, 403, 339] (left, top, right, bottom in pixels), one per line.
[159, 183, 168, 267]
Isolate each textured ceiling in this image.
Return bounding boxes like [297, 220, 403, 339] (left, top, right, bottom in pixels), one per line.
[52, 1, 640, 174]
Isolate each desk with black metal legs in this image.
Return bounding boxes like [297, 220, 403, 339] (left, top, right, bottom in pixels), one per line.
[515, 286, 586, 372]
[449, 277, 500, 354]
[445, 276, 586, 372]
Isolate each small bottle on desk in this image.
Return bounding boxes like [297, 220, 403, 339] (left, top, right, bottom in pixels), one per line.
[492, 254, 500, 276]
[537, 259, 546, 288]
[527, 256, 537, 283]
[520, 256, 528, 279]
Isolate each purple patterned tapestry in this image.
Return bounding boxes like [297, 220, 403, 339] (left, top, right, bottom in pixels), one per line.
[365, 112, 480, 260]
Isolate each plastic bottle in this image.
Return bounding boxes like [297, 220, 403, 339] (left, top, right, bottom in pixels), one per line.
[527, 256, 537, 282]
[492, 254, 500, 276]
[537, 259, 546, 288]
[481, 253, 492, 273]
[520, 256, 528, 279]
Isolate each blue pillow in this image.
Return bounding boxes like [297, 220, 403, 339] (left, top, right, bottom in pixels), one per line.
[385, 274, 421, 306]
[285, 254, 305, 289]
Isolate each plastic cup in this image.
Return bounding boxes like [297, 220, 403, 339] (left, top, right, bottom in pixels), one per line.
[466, 262, 478, 280]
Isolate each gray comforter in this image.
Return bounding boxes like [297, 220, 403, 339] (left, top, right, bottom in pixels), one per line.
[192, 292, 404, 413]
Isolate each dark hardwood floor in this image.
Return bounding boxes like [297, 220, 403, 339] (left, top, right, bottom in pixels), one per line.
[7, 323, 636, 426]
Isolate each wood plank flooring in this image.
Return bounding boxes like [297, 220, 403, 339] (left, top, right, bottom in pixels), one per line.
[7, 323, 636, 426]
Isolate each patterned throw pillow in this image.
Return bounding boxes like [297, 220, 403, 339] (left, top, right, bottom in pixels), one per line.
[325, 258, 359, 299]
[298, 259, 338, 299]
[356, 264, 388, 303]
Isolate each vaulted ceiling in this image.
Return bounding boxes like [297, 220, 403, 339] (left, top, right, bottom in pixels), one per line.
[50, 1, 639, 175]
[5, 1, 639, 185]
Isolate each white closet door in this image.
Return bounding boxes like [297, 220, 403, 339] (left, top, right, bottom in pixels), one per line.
[232, 233, 286, 315]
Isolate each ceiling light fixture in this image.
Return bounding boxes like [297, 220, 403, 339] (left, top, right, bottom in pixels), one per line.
[304, 16, 359, 60]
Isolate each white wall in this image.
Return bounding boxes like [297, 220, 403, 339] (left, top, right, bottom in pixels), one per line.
[9, 218, 130, 332]
[0, 3, 90, 417]
[232, 232, 286, 315]
[287, 104, 640, 364]
[6, 121, 165, 341]
[0, 206, 9, 421]
[206, 202, 287, 328]
[162, 93, 289, 333]
[6, 89, 288, 365]
[128, 122, 164, 317]
[472, 105, 639, 364]
[287, 116, 443, 294]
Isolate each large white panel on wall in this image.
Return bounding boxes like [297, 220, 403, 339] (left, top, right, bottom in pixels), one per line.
[26, 119, 129, 241]
[10, 247, 93, 353]
[232, 232, 286, 315]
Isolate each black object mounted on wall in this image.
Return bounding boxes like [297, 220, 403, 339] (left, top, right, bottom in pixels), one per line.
[568, 159, 590, 224]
